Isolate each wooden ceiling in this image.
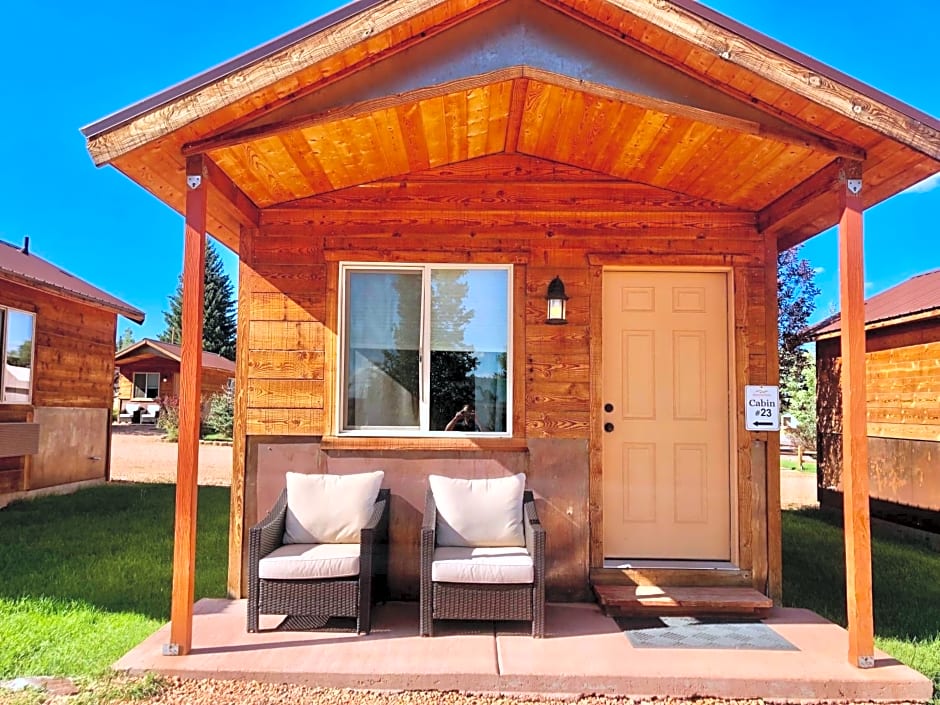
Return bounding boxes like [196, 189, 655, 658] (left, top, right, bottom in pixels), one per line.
[89, 0, 940, 253]
[186, 68, 839, 214]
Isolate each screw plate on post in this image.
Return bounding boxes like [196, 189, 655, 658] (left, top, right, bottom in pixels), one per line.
[847, 179, 862, 195]
[858, 655, 875, 669]
[162, 643, 180, 656]
[186, 174, 202, 190]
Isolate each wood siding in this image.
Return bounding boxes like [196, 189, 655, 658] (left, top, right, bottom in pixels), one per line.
[235, 161, 776, 594]
[0, 278, 117, 495]
[817, 320, 940, 513]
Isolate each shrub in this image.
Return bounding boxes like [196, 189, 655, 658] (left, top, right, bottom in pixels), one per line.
[205, 386, 234, 439]
[157, 396, 180, 442]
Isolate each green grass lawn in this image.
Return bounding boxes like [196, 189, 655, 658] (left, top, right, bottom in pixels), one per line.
[0, 484, 229, 679]
[783, 507, 940, 700]
[1, 484, 938, 703]
[780, 457, 817, 473]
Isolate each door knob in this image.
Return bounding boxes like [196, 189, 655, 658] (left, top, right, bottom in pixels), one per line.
[604, 422, 614, 433]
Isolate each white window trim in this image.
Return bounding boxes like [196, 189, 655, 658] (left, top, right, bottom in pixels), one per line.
[1, 305, 36, 405]
[337, 262, 513, 437]
[131, 371, 161, 400]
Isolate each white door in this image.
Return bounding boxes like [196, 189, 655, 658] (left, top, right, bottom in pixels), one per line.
[602, 270, 731, 560]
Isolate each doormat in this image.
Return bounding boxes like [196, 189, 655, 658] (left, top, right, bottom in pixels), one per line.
[616, 616, 798, 651]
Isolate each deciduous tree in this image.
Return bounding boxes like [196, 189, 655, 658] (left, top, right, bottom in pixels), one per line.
[778, 246, 820, 407]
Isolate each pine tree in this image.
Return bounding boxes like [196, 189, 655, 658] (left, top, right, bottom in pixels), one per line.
[117, 327, 136, 350]
[160, 240, 237, 360]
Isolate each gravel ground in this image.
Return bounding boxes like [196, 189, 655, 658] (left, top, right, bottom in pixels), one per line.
[108, 677, 770, 705]
[109, 425, 233, 486]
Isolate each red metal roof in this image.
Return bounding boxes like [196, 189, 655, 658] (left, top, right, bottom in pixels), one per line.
[115, 338, 236, 374]
[811, 269, 940, 336]
[0, 239, 145, 323]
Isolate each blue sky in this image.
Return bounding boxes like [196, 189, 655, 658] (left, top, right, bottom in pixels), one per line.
[1, 1, 938, 340]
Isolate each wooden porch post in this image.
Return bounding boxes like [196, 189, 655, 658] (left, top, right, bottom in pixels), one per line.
[168, 155, 208, 656]
[837, 158, 874, 668]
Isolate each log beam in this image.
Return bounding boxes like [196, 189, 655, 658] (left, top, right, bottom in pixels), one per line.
[837, 158, 874, 668]
[168, 155, 208, 656]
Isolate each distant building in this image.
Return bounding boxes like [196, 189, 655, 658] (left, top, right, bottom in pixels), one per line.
[0, 239, 143, 507]
[114, 338, 235, 422]
[810, 269, 940, 530]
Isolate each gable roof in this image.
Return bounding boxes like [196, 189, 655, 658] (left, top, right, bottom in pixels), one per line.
[80, 0, 940, 156]
[115, 338, 236, 373]
[81, 0, 940, 253]
[810, 269, 940, 338]
[0, 240, 145, 323]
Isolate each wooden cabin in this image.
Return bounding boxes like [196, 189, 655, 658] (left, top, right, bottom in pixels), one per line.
[115, 338, 235, 422]
[813, 269, 940, 532]
[0, 239, 144, 507]
[82, 0, 940, 662]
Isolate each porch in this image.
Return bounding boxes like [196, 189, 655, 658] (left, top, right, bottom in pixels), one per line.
[115, 599, 931, 702]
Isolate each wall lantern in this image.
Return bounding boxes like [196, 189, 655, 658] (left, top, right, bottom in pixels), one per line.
[162, 376, 169, 383]
[545, 275, 569, 325]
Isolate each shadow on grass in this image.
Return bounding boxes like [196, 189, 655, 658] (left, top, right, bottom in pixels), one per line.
[783, 506, 940, 643]
[0, 483, 229, 620]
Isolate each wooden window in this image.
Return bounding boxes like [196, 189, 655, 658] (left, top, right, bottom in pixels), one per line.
[339, 263, 512, 436]
[132, 372, 161, 399]
[1, 307, 35, 404]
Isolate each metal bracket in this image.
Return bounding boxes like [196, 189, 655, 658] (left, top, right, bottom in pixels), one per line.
[858, 655, 875, 669]
[186, 174, 202, 190]
[847, 179, 862, 195]
[162, 643, 180, 656]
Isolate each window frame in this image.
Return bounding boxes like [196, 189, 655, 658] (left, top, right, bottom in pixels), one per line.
[337, 262, 513, 438]
[1, 305, 36, 405]
[131, 371, 161, 400]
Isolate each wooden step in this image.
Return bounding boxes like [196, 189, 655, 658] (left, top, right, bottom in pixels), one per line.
[593, 584, 773, 618]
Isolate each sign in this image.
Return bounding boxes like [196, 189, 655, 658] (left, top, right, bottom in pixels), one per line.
[745, 385, 780, 431]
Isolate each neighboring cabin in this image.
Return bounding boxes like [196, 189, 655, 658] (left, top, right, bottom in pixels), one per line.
[0, 238, 144, 507]
[812, 269, 940, 531]
[114, 338, 235, 422]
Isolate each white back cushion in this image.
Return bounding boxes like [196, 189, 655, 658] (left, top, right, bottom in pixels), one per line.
[429, 473, 526, 548]
[283, 470, 384, 544]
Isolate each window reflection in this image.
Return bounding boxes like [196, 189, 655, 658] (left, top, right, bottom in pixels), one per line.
[3, 309, 35, 403]
[342, 265, 510, 434]
[430, 269, 507, 432]
[345, 271, 421, 429]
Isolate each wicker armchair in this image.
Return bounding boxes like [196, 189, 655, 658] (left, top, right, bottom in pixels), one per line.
[247, 487, 389, 634]
[420, 485, 545, 638]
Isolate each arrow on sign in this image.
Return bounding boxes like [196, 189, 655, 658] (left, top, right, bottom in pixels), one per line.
[752, 421, 775, 427]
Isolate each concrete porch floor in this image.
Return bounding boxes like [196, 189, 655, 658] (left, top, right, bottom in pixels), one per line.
[114, 599, 932, 702]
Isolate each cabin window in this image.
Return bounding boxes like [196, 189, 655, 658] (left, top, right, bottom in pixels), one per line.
[132, 372, 161, 399]
[1, 307, 35, 404]
[339, 263, 511, 436]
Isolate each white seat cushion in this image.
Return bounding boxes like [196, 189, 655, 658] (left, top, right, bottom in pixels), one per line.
[428, 473, 526, 548]
[431, 546, 534, 584]
[259, 543, 360, 580]
[283, 470, 384, 544]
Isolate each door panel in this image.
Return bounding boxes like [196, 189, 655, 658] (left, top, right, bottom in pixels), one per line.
[602, 270, 731, 560]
